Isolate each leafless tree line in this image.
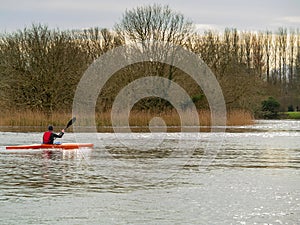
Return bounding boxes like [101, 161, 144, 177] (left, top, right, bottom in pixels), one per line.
[0, 25, 124, 114]
[0, 4, 299, 114]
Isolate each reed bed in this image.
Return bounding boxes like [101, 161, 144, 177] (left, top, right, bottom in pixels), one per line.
[226, 109, 255, 126]
[0, 110, 71, 129]
[0, 109, 254, 132]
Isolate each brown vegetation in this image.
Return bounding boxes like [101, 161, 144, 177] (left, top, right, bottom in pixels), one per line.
[0, 4, 299, 125]
[0, 109, 253, 132]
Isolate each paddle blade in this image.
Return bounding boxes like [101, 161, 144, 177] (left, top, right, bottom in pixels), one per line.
[65, 117, 76, 129]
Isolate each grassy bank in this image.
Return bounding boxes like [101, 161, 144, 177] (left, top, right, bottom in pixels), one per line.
[0, 109, 254, 132]
[283, 111, 300, 119]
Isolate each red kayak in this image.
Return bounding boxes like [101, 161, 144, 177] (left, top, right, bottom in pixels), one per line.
[6, 143, 94, 150]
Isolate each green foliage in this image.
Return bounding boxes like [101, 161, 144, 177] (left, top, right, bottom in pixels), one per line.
[285, 112, 300, 119]
[260, 97, 280, 119]
[288, 105, 294, 112]
[192, 94, 204, 103]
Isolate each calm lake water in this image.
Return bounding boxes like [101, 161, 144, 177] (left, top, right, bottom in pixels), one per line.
[0, 120, 299, 224]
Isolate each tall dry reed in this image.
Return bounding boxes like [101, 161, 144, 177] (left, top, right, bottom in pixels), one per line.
[0, 109, 254, 131]
[94, 109, 254, 127]
[227, 109, 254, 126]
[0, 110, 72, 127]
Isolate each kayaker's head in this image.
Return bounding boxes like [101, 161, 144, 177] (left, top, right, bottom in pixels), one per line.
[48, 125, 53, 131]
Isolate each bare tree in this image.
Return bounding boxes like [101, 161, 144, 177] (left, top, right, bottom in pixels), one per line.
[295, 29, 300, 91]
[244, 32, 252, 71]
[263, 31, 272, 82]
[288, 30, 296, 87]
[115, 4, 195, 45]
[73, 27, 124, 61]
[0, 24, 88, 115]
[113, 4, 197, 111]
[252, 32, 264, 78]
[272, 33, 279, 84]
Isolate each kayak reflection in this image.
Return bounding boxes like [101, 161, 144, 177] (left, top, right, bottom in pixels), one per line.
[42, 149, 93, 161]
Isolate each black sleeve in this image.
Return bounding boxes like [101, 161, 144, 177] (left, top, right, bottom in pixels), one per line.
[52, 132, 64, 138]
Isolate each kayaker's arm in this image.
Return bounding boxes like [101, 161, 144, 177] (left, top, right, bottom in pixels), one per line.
[52, 129, 65, 139]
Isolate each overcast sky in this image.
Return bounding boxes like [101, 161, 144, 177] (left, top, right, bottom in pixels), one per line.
[1, 0, 299, 33]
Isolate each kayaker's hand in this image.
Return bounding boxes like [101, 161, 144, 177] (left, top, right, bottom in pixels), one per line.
[62, 129, 65, 133]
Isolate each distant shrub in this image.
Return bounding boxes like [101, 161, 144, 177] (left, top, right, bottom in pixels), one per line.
[260, 97, 280, 119]
[288, 105, 294, 112]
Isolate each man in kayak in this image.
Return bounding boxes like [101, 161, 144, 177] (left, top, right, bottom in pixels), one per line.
[43, 125, 65, 144]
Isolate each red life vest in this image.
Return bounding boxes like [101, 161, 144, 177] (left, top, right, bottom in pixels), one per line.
[43, 131, 52, 144]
